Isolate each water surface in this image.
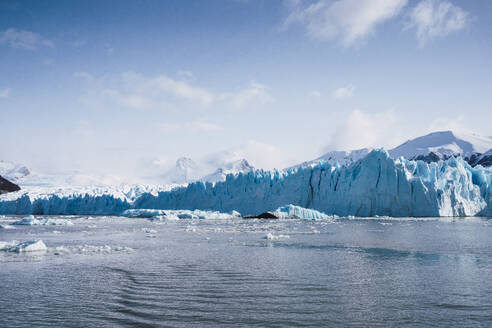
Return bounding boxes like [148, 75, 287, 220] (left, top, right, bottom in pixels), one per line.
[1, 215, 491, 327]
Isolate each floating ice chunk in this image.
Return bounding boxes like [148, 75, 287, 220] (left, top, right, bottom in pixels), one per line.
[122, 208, 241, 220]
[264, 233, 290, 240]
[121, 209, 167, 218]
[272, 205, 332, 220]
[0, 224, 15, 229]
[0, 240, 47, 253]
[12, 215, 73, 226]
[246, 205, 332, 220]
[51, 244, 133, 255]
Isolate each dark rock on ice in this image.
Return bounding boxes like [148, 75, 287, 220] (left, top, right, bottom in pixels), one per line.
[0, 176, 20, 195]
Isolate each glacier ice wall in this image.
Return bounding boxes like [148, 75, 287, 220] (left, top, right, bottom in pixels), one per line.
[1, 150, 491, 217]
[134, 150, 492, 217]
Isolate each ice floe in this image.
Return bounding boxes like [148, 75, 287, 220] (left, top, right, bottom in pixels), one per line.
[122, 209, 241, 220]
[0, 240, 47, 253]
[12, 215, 73, 226]
[264, 233, 290, 240]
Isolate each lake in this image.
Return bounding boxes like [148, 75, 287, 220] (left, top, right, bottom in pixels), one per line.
[1, 215, 491, 327]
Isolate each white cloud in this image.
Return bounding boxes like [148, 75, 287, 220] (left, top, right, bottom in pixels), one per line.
[0, 28, 53, 50]
[221, 81, 274, 109]
[76, 71, 215, 109]
[106, 46, 114, 56]
[102, 89, 154, 110]
[284, 0, 408, 47]
[152, 75, 214, 106]
[332, 84, 355, 100]
[206, 140, 290, 170]
[157, 121, 223, 132]
[177, 71, 196, 81]
[0, 88, 11, 99]
[43, 58, 54, 65]
[406, 0, 468, 46]
[70, 40, 87, 47]
[426, 115, 472, 134]
[76, 71, 272, 111]
[73, 120, 95, 139]
[73, 71, 94, 80]
[309, 90, 321, 98]
[324, 109, 402, 151]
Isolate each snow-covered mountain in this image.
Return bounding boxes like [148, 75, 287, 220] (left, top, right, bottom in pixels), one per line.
[200, 159, 253, 183]
[291, 148, 371, 169]
[388, 131, 492, 160]
[160, 156, 255, 184]
[166, 157, 200, 184]
[0, 160, 31, 181]
[298, 131, 492, 169]
[468, 149, 492, 167]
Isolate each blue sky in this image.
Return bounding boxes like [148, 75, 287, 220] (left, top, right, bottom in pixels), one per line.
[1, 0, 491, 179]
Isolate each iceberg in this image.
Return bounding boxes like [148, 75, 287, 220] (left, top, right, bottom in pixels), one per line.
[272, 204, 333, 220]
[245, 205, 332, 220]
[0, 240, 47, 253]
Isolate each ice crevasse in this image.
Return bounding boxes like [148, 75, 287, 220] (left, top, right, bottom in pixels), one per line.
[1, 150, 491, 217]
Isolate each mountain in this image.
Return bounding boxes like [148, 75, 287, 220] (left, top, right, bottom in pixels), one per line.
[160, 156, 255, 184]
[467, 149, 492, 167]
[300, 131, 492, 169]
[0, 175, 20, 195]
[388, 131, 492, 160]
[0, 160, 31, 181]
[291, 148, 371, 170]
[167, 157, 200, 184]
[200, 159, 253, 183]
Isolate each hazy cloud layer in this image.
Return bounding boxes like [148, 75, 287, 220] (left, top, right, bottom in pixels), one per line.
[284, 0, 408, 47]
[332, 84, 355, 100]
[0, 28, 53, 50]
[406, 0, 469, 46]
[0, 88, 11, 99]
[75, 71, 273, 111]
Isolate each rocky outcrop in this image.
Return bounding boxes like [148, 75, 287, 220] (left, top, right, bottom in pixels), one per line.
[0, 175, 20, 195]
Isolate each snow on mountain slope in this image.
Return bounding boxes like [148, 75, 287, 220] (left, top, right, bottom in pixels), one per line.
[4, 149, 490, 217]
[291, 148, 371, 169]
[169, 157, 200, 184]
[200, 159, 253, 183]
[388, 131, 492, 159]
[297, 131, 492, 169]
[468, 149, 492, 168]
[0, 160, 31, 181]
[160, 156, 254, 184]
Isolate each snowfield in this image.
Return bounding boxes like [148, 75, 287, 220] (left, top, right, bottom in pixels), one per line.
[1, 149, 491, 217]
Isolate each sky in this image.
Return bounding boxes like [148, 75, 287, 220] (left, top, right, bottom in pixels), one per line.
[1, 0, 491, 180]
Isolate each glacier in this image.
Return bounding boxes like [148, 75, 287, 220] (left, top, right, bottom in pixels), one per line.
[0, 149, 491, 217]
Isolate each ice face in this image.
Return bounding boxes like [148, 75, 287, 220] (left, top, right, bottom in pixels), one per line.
[1, 149, 491, 217]
[134, 150, 492, 217]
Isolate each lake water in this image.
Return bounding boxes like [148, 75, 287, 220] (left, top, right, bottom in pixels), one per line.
[1, 215, 491, 327]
